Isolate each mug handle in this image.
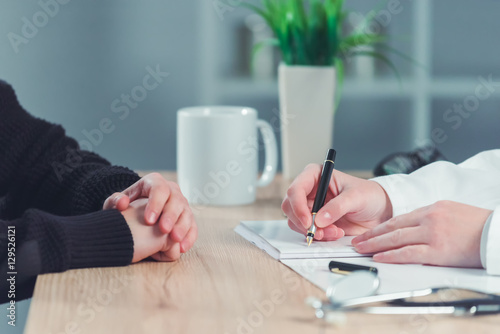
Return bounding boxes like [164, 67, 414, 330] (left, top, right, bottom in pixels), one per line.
[256, 119, 278, 187]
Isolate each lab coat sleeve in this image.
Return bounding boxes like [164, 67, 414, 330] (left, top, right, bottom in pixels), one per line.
[371, 149, 500, 216]
[371, 149, 500, 275]
[481, 209, 500, 275]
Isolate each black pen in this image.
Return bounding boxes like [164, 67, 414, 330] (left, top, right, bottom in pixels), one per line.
[329, 261, 378, 275]
[306, 148, 336, 246]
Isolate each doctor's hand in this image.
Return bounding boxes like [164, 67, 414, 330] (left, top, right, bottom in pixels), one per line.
[352, 201, 492, 268]
[121, 198, 192, 262]
[103, 172, 197, 254]
[282, 164, 393, 241]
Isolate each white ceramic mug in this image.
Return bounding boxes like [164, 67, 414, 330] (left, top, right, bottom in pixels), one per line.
[177, 106, 278, 205]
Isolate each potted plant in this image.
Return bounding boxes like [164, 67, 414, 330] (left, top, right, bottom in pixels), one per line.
[244, 0, 399, 179]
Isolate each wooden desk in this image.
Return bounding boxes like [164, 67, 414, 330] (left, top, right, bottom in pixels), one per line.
[25, 172, 500, 334]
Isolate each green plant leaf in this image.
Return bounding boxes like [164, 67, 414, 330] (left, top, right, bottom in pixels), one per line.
[340, 33, 387, 51]
[278, 9, 294, 64]
[290, 0, 307, 30]
[325, 8, 339, 64]
[338, 34, 386, 61]
[241, 0, 416, 99]
[308, 0, 327, 64]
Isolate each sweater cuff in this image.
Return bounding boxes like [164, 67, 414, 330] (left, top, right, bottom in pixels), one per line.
[36, 210, 134, 273]
[54, 209, 134, 270]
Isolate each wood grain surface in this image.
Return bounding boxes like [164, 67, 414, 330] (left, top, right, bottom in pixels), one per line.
[25, 172, 500, 334]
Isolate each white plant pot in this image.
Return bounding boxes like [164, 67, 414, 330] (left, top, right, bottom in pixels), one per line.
[278, 63, 336, 180]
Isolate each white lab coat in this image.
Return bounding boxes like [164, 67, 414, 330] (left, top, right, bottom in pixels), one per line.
[371, 149, 500, 275]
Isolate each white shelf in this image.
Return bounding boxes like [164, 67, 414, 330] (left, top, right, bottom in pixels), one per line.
[218, 77, 415, 99]
[427, 77, 493, 97]
[343, 78, 413, 98]
[216, 77, 499, 101]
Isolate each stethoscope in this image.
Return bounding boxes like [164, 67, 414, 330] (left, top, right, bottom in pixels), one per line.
[307, 271, 500, 320]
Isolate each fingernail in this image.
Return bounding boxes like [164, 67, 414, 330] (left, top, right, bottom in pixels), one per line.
[113, 195, 121, 205]
[331, 227, 338, 238]
[316, 211, 331, 227]
[316, 230, 323, 240]
[148, 212, 157, 223]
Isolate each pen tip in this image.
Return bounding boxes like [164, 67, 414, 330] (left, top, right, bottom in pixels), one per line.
[306, 237, 313, 247]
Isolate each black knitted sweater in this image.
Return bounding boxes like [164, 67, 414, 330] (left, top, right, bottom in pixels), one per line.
[0, 81, 140, 302]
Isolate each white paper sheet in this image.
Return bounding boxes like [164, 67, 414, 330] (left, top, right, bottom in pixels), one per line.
[235, 220, 366, 260]
[282, 257, 500, 294]
[235, 220, 500, 295]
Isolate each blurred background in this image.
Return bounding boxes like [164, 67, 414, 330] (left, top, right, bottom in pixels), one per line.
[1, 0, 500, 332]
[1, 0, 500, 173]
